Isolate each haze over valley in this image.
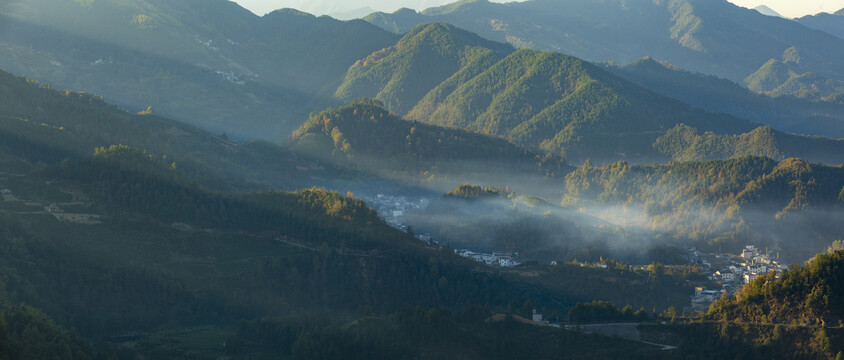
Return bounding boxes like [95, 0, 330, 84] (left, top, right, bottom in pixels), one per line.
[0, 0, 843, 358]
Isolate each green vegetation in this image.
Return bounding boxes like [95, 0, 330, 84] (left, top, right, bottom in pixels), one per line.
[610, 57, 844, 139]
[0, 68, 341, 192]
[745, 51, 844, 101]
[665, 322, 836, 359]
[564, 156, 844, 260]
[288, 100, 569, 184]
[228, 307, 664, 359]
[661, 251, 844, 359]
[568, 301, 648, 323]
[444, 184, 509, 200]
[0, 305, 107, 359]
[708, 251, 844, 325]
[336, 23, 512, 115]
[365, 0, 844, 97]
[654, 124, 844, 164]
[338, 25, 757, 163]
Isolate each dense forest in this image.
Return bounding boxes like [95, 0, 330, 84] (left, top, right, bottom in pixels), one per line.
[288, 100, 569, 191]
[337, 23, 759, 163]
[1, 0, 844, 358]
[0, 68, 365, 192]
[564, 156, 844, 260]
[653, 124, 844, 164]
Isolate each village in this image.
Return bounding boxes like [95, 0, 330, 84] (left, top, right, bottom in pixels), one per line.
[685, 245, 788, 314]
[453, 249, 520, 267]
[362, 193, 435, 243]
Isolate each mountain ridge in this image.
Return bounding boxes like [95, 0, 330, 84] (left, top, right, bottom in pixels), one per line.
[337, 25, 761, 163]
[364, 0, 844, 99]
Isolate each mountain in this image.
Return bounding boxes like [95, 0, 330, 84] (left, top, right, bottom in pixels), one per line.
[0, 0, 398, 140]
[744, 50, 844, 101]
[338, 24, 758, 164]
[364, 0, 844, 99]
[609, 58, 844, 138]
[288, 100, 569, 193]
[796, 11, 844, 40]
[330, 6, 378, 20]
[335, 22, 513, 115]
[654, 124, 844, 164]
[565, 156, 844, 261]
[0, 74, 586, 358]
[753, 5, 784, 18]
[0, 68, 333, 192]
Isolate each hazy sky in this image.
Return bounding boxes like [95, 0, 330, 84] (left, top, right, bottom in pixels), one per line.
[231, 0, 843, 18]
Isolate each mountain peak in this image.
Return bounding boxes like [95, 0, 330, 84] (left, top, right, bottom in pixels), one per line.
[401, 22, 512, 54]
[753, 5, 785, 18]
[422, 0, 492, 16]
[835, 8, 844, 16]
[266, 8, 316, 18]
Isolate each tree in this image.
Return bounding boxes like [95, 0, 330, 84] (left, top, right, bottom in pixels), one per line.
[829, 240, 844, 254]
[522, 300, 534, 318]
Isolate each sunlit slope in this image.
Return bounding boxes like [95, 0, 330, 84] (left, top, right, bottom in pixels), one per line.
[338, 26, 756, 163]
[336, 23, 512, 115]
[654, 124, 844, 164]
[288, 100, 570, 183]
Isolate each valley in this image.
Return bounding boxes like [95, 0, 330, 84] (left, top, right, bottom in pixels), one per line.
[0, 0, 842, 359]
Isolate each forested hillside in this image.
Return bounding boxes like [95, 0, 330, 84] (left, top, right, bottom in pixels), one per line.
[654, 124, 844, 164]
[610, 58, 844, 138]
[338, 24, 762, 163]
[0, 68, 336, 192]
[671, 250, 844, 359]
[3, 1, 844, 358]
[0, 71, 682, 358]
[336, 23, 512, 115]
[744, 50, 844, 101]
[288, 100, 569, 191]
[564, 156, 844, 261]
[709, 250, 844, 325]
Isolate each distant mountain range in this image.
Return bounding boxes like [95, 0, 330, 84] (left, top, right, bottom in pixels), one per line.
[2, 0, 843, 164]
[753, 5, 784, 18]
[365, 0, 844, 100]
[796, 8, 844, 40]
[609, 57, 844, 138]
[0, 0, 398, 140]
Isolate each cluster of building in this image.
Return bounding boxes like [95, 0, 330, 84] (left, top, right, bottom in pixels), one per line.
[690, 286, 723, 314]
[687, 245, 787, 314]
[363, 193, 436, 244]
[454, 249, 520, 267]
[364, 194, 430, 231]
[709, 245, 786, 285]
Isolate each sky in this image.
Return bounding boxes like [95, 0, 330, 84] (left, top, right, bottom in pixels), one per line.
[231, 0, 843, 19]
